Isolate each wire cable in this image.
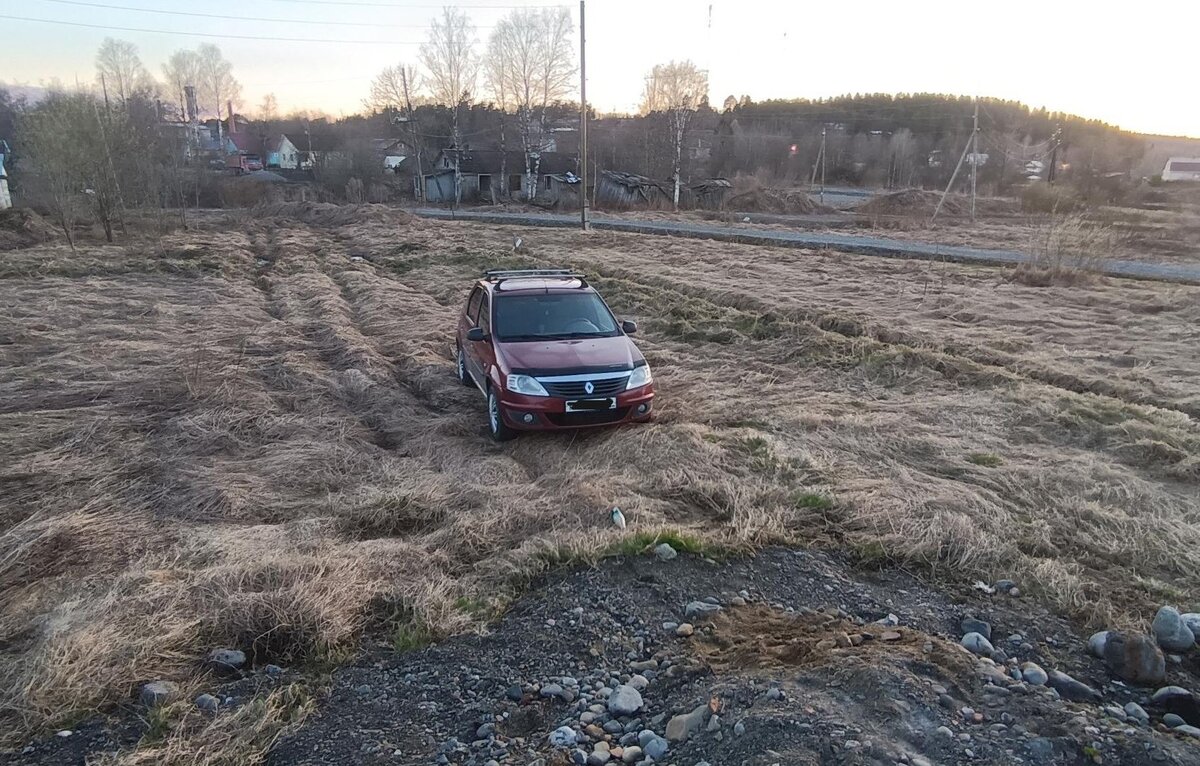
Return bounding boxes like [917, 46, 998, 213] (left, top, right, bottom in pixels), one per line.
[0, 13, 429, 43]
[29, 0, 497, 28]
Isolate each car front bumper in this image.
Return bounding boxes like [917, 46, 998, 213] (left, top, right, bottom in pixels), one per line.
[497, 384, 655, 431]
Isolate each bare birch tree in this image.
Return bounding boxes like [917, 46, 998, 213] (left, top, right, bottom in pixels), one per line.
[367, 64, 425, 198]
[420, 8, 479, 205]
[485, 7, 575, 200]
[639, 60, 707, 208]
[259, 93, 279, 122]
[95, 38, 154, 105]
[162, 49, 201, 120]
[196, 44, 241, 143]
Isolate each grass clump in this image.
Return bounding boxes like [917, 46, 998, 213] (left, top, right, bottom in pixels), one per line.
[792, 491, 834, 511]
[966, 452, 1004, 467]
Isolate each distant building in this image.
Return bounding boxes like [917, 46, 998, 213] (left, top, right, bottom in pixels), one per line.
[422, 149, 577, 204]
[1161, 157, 1200, 182]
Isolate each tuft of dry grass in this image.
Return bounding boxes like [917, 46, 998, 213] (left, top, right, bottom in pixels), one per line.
[1, 206, 1198, 759]
[1010, 213, 1125, 286]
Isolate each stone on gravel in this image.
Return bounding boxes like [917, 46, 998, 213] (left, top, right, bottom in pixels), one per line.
[675, 623, 694, 637]
[206, 648, 246, 670]
[140, 681, 176, 708]
[1102, 631, 1166, 685]
[541, 684, 566, 699]
[629, 674, 649, 691]
[684, 601, 722, 620]
[1125, 702, 1150, 723]
[549, 726, 579, 747]
[1046, 670, 1101, 702]
[733, 720, 746, 736]
[1181, 613, 1200, 640]
[620, 745, 642, 763]
[1152, 686, 1193, 705]
[1176, 724, 1200, 738]
[654, 543, 678, 561]
[194, 693, 219, 712]
[643, 735, 669, 761]
[1020, 662, 1048, 686]
[607, 685, 643, 716]
[1087, 630, 1111, 658]
[1152, 606, 1196, 652]
[1163, 713, 1186, 728]
[960, 617, 992, 640]
[263, 663, 284, 677]
[506, 684, 523, 701]
[961, 632, 994, 655]
[587, 744, 611, 765]
[665, 704, 709, 742]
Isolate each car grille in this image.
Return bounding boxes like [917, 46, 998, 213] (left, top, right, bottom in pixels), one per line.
[546, 407, 630, 427]
[540, 377, 629, 398]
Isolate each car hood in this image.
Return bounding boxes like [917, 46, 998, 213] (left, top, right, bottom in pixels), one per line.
[499, 336, 643, 374]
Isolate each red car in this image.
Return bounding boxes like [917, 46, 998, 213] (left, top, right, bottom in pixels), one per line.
[455, 269, 655, 441]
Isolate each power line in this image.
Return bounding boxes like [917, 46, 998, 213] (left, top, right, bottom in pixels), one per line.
[0, 13, 430, 43]
[259, 0, 564, 7]
[30, 0, 497, 28]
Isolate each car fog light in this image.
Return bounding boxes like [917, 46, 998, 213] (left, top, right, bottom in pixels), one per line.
[636, 403, 650, 415]
[521, 412, 536, 424]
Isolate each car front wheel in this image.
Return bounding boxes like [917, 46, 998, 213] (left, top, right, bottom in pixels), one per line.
[487, 387, 517, 442]
[456, 345, 472, 387]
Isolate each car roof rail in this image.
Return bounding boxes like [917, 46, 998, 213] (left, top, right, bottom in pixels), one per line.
[483, 268, 588, 288]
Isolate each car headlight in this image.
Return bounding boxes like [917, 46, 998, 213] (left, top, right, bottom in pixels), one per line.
[506, 374, 549, 397]
[626, 364, 652, 390]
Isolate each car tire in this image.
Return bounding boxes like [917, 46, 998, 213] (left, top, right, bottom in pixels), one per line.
[486, 386, 518, 442]
[456, 345, 472, 387]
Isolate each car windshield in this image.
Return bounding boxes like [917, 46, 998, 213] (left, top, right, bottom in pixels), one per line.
[493, 292, 620, 341]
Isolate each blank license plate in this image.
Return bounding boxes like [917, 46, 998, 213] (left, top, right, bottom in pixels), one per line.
[566, 398, 616, 412]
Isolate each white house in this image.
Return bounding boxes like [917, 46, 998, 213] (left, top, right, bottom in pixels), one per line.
[1161, 157, 1200, 182]
[265, 135, 302, 170]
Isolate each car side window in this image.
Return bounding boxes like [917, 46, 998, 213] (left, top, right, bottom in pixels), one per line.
[466, 287, 483, 322]
[478, 294, 491, 334]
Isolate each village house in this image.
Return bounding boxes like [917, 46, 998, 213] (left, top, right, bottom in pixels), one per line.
[422, 149, 577, 204]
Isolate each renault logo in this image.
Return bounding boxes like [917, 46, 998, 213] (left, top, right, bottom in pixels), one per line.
[584, 381, 595, 394]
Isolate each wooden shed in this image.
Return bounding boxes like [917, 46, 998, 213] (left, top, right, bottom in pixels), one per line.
[594, 171, 671, 209]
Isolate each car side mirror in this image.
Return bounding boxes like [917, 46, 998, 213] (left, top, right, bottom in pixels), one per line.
[466, 327, 487, 342]
[622, 320, 638, 335]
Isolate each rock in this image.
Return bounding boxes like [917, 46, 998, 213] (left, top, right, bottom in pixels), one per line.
[587, 745, 611, 765]
[476, 723, 495, 738]
[630, 660, 658, 672]
[602, 720, 624, 735]
[1088, 631, 1112, 658]
[55, 730, 72, 738]
[1102, 632, 1166, 685]
[1152, 607, 1196, 652]
[1020, 662, 1048, 686]
[1181, 613, 1200, 640]
[585, 724, 605, 739]
[961, 617, 992, 640]
[506, 684, 523, 701]
[675, 623, 694, 637]
[961, 632, 994, 655]
[1124, 702, 1150, 724]
[665, 704, 709, 742]
[620, 746, 643, 763]
[549, 726, 578, 747]
[764, 687, 783, 700]
[1151, 685, 1193, 705]
[206, 648, 246, 671]
[684, 601, 722, 620]
[1046, 670, 1101, 702]
[1163, 713, 1186, 729]
[1175, 724, 1200, 739]
[733, 720, 746, 736]
[995, 579, 1017, 594]
[654, 543, 678, 561]
[541, 683, 566, 699]
[629, 674, 649, 691]
[263, 664, 284, 677]
[935, 726, 954, 738]
[194, 693, 219, 712]
[637, 730, 656, 747]
[881, 630, 902, 641]
[607, 685, 643, 716]
[140, 680, 177, 708]
[706, 713, 721, 732]
[642, 735, 669, 761]
[1027, 737, 1055, 763]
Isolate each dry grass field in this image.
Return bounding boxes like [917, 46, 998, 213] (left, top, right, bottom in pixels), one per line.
[2, 203, 1198, 757]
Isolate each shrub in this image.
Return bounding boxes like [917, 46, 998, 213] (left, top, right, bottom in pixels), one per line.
[1019, 183, 1081, 214]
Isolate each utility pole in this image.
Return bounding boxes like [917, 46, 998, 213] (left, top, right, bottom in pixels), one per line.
[579, 0, 590, 230]
[931, 118, 974, 224]
[820, 126, 826, 205]
[969, 98, 979, 222]
[1047, 125, 1061, 184]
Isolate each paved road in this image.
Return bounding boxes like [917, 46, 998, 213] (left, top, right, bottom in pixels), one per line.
[411, 208, 1200, 284]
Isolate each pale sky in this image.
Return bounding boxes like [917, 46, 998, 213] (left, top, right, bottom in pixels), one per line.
[3, 0, 1198, 137]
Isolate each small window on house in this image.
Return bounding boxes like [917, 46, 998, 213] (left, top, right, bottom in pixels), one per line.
[509, 174, 522, 192]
